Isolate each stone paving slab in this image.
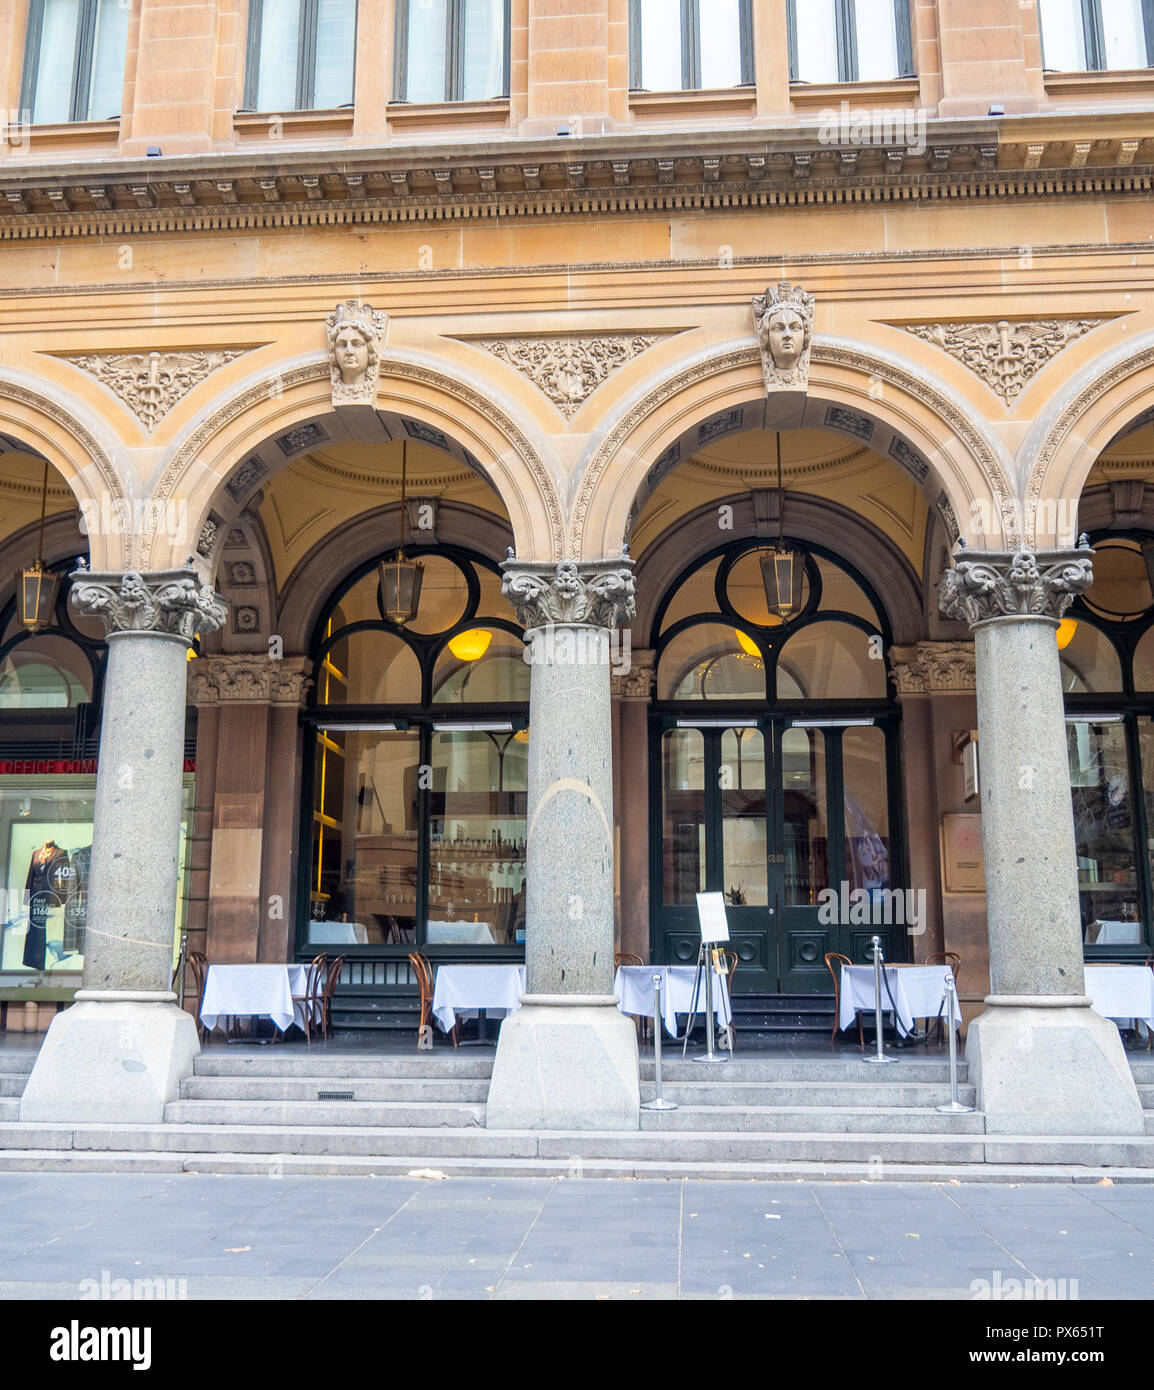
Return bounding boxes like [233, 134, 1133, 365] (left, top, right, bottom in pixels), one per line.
[0, 1173, 1150, 1300]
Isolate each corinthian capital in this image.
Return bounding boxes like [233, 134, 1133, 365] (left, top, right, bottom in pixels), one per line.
[188, 654, 313, 707]
[500, 558, 636, 630]
[70, 566, 228, 640]
[939, 541, 1094, 628]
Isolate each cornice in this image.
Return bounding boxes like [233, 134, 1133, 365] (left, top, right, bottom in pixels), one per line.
[2, 122, 1153, 243]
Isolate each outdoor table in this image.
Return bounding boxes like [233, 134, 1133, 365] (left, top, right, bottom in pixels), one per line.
[1091, 920, 1144, 945]
[431, 963, 526, 1035]
[839, 963, 957, 1038]
[426, 920, 496, 944]
[307, 921, 368, 945]
[1084, 963, 1154, 1033]
[614, 964, 732, 1038]
[200, 963, 314, 1035]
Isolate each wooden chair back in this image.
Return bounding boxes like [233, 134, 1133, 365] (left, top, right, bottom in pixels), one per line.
[614, 952, 643, 968]
[824, 952, 860, 1045]
[927, 951, 961, 974]
[318, 955, 345, 1038]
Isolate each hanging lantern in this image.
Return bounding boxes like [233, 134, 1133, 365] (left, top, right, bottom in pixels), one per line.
[379, 439, 423, 627]
[18, 560, 59, 632]
[448, 628, 492, 661]
[759, 432, 806, 621]
[17, 460, 59, 631]
[1056, 617, 1078, 650]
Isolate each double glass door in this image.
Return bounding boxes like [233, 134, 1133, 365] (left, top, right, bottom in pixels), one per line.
[652, 715, 901, 993]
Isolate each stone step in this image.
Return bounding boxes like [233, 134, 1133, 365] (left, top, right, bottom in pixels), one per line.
[162, 1099, 487, 1128]
[192, 1053, 494, 1079]
[638, 1104, 985, 1133]
[0, 1101, 19, 1122]
[648, 1080, 977, 1107]
[639, 1058, 967, 1083]
[0, 1121, 989, 1162]
[179, 1075, 491, 1103]
[3, 1149, 1154, 1182]
[0, 1077, 27, 1098]
[0, 1054, 38, 1077]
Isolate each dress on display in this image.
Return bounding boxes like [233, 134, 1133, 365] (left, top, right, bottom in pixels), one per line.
[23, 841, 72, 971]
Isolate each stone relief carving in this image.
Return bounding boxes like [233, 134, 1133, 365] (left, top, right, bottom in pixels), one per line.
[477, 335, 658, 420]
[889, 641, 976, 694]
[189, 655, 313, 706]
[70, 565, 227, 639]
[326, 300, 387, 405]
[501, 559, 636, 629]
[62, 350, 248, 434]
[752, 281, 815, 391]
[938, 539, 1094, 626]
[906, 319, 1098, 406]
[610, 649, 655, 699]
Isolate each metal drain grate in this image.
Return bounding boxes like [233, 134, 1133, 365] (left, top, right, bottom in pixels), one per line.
[316, 1090, 355, 1101]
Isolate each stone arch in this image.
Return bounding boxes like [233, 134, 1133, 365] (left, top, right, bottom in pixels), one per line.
[143, 351, 565, 572]
[571, 337, 1017, 561]
[0, 372, 131, 569]
[1024, 332, 1154, 540]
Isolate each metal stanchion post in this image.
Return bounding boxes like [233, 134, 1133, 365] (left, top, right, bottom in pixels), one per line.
[862, 934, 898, 1065]
[641, 973, 677, 1111]
[693, 948, 730, 1065]
[936, 973, 974, 1113]
[176, 930, 187, 1010]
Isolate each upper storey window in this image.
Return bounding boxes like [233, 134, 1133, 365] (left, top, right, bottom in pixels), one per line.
[21, 0, 130, 123]
[395, 0, 510, 102]
[630, 0, 753, 90]
[245, 0, 357, 111]
[789, 0, 914, 82]
[1038, 0, 1153, 70]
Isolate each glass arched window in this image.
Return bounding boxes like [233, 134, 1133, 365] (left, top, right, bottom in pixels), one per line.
[1060, 535, 1154, 951]
[305, 546, 527, 959]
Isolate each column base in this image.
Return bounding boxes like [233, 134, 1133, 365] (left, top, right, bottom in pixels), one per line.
[967, 1000, 1145, 1135]
[19, 991, 200, 1125]
[486, 995, 640, 1131]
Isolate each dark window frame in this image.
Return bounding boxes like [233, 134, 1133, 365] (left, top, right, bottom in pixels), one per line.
[393, 0, 512, 104]
[787, 0, 914, 83]
[20, 0, 126, 124]
[628, 0, 754, 91]
[1038, 0, 1154, 71]
[244, 0, 359, 113]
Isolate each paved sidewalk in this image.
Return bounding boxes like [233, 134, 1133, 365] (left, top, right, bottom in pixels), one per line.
[0, 1174, 1150, 1300]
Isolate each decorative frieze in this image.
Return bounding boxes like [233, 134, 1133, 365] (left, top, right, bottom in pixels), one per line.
[188, 654, 313, 707]
[610, 649, 655, 700]
[501, 558, 636, 630]
[69, 566, 227, 640]
[326, 300, 387, 406]
[475, 335, 659, 419]
[906, 319, 1099, 405]
[60, 350, 248, 433]
[889, 641, 976, 694]
[752, 280, 814, 392]
[938, 542, 1094, 626]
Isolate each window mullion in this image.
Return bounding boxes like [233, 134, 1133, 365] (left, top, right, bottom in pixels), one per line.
[73, 0, 99, 122]
[244, 0, 264, 109]
[300, 0, 318, 109]
[837, 0, 858, 82]
[628, 0, 641, 87]
[447, 0, 460, 102]
[786, 0, 799, 81]
[739, 0, 754, 84]
[1083, 0, 1106, 68]
[894, 0, 914, 76]
[19, 0, 47, 119]
[1142, 0, 1154, 64]
[681, 0, 696, 89]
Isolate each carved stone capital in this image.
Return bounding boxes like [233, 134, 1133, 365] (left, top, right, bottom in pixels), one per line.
[188, 654, 313, 707]
[938, 543, 1094, 627]
[70, 567, 227, 640]
[889, 641, 976, 694]
[327, 300, 387, 406]
[500, 559, 636, 630]
[610, 649, 655, 700]
[752, 280, 814, 392]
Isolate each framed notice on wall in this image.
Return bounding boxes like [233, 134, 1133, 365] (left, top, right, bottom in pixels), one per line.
[940, 813, 985, 893]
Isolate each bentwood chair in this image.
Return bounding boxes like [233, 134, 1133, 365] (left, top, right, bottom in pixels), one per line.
[722, 950, 739, 1052]
[314, 955, 346, 1041]
[290, 954, 327, 1045]
[613, 953, 647, 1039]
[409, 952, 457, 1048]
[1145, 957, 1154, 1051]
[187, 951, 209, 1042]
[825, 952, 864, 1046]
[925, 952, 963, 1043]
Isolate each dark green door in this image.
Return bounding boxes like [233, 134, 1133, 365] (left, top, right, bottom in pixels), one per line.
[651, 715, 902, 993]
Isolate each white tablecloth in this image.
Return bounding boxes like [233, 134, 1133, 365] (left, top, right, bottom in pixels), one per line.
[426, 920, 495, 945]
[839, 964, 956, 1038]
[614, 965, 732, 1038]
[200, 964, 313, 1033]
[431, 964, 526, 1033]
[1091, 920, 1144, 945]
[307, 921, 367, 945]
[1085, 964, 1154, 1030]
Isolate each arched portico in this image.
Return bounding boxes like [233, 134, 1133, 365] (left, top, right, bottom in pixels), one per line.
[570, 338, 1017, 562]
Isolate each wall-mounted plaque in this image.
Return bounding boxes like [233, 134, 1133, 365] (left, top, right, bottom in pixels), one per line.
[940, 813, 985, 893]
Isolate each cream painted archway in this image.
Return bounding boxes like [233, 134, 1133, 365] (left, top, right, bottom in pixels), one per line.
[143, 352, 566, 572]
[571, 338, 1018, 561]
[1024, 332, 1154, 541]
[0, 372, 131, 569]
